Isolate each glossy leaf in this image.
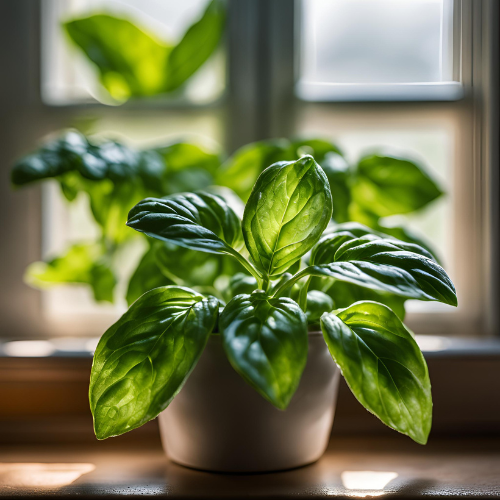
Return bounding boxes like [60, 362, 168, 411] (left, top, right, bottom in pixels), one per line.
[229, 273, 258, 296]
[321, 301, 432, 444]
[375, 223, 440, 263]
[164, 0, 225, 92]
[242, 155, 333, 276]
[90, 286, 218, 439]
[219, 291, 308, 409]
[326, 223, 436, 261]
[25, 243, 116, 303]
[305, 290, 334, 324]
[307, 234, 457, 305]
[352, 154, 443, 217]
[323, 279, 406, 321]
[127, 191, 243, 257]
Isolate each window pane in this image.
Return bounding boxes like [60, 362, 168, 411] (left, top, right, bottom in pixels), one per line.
[42, 0, 225, 105]
[300, 0, 454, 85]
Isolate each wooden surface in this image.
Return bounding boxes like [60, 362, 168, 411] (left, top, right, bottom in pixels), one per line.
[0, 436, 499, 499]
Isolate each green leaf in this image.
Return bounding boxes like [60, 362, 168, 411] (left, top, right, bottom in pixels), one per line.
[63, 1, 225, 101]
[125, 245, 172, 306]
[307, 234, 457, 305]
[305, 290, 334, 323]
[155, 241, 222, 287]
[328, 223, 436, 261]
[127, 191, 244, 257]
[321, 301, 432, 444]
[351, 154, 443, 217]
[216, 139, 295, 201]
[242, 155, 333, 277]
[25, 243, 116, 303]
[90, 286, 219, 439]
[323, 280, 406, 321]
[229, 273, 258, 296]
[88, 179, 146, 244]
[219, 291, 308, 409]
[320, 152, 352, 223]
[375, 223, 440, 264]
[64, 15, 171, 101]
[12, 131, 103, 185]
[164, 0, 225, 92]
[291, 138, 342, 163]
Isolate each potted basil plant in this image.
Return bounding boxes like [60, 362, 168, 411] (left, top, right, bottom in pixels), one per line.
[90, 155, 457, 472]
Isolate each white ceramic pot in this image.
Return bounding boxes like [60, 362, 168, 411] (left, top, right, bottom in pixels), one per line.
[158, 333, 340, 472]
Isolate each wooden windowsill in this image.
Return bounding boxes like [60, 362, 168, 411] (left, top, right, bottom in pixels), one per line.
[0, 435, 499, 498]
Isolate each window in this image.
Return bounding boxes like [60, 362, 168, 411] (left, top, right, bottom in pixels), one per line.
[0, 0, 497, 343]
[298, 0, 462, 101]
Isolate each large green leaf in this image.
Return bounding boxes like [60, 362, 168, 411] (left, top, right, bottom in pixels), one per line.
[65, 15, 170, 101]
[90, 286, 218, 439]
[25, 243, 116, 303]
[127, 191, 243, 257]
[321, 301, 432, 444]
[351, 154, 443, 217]
[164, 0, 225, 92]
[242, 155, 333, 277]
[219, 291, 308, 409]
[306, 234, 456, 305]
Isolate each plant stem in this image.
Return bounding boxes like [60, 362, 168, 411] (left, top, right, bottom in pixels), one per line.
[262, 276, 270, 293]
[231, 250, 262, 282]
[272, 268, 310, 298]
[298, 276, 312, 312]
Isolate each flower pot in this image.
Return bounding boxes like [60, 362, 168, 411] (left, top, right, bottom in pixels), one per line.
[158, 332, 340, 472]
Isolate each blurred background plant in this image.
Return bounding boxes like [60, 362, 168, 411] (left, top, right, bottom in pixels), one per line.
[9, 0, 445, 324]
[62, 0, 225, 103]
[11, 131, 443, 321]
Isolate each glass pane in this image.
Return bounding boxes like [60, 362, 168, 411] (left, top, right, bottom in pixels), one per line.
[42, 0, 225, 105]
[300, 0, 454, 85]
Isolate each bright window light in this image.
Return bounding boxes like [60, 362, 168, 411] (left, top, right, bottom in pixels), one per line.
[299, 0, 459, 101]
[341, 471, 399, 490]
[0, 463, 95, 488]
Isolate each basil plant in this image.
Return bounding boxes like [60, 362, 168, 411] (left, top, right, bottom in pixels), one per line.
[90, 154, 456, 445]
